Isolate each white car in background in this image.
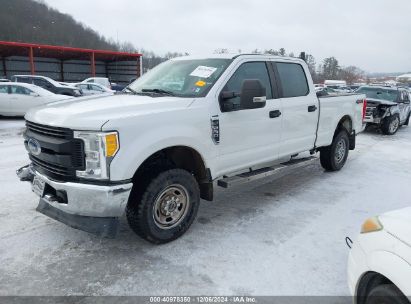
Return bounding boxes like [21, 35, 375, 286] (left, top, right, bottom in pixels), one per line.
[347, 207, 411, 304]
[81, 77, 111, 88]
[0, 82, 72, 116]
[75, 82, 115, 96]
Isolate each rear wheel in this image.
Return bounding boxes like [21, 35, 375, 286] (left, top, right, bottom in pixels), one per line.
[381, 114, 400, 135]
[320, 130, 349, 171]
[365, 284, 409, 304]
[126, 168, 200, 244]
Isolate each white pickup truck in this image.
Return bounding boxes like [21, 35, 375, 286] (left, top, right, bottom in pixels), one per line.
[17, 54, 366, 244]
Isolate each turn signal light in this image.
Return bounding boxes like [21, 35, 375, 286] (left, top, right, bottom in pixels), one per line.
[361, 216, 383, 234]
[105, 133, 119, 157]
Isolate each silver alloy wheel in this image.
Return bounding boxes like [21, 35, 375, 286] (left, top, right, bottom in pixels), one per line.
[334, 138, 347, 164]
[153, 184, 190, 229]
[389, 116, 400, 134]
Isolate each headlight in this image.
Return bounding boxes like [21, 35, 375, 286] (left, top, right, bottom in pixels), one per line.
[361, 216, 383, 234]
[74, 131, 119, 180]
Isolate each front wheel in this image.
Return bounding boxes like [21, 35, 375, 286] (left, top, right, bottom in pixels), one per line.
[320, 130, 349, 171]
[365, 284, 409, 304]
[126, 168, 200, 244]
[381, 114, 400, 135]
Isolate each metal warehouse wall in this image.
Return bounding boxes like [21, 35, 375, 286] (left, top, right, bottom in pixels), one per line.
[2, 56, 139, 84]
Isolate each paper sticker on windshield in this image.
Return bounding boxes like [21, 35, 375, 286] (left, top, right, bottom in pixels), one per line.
[190, 66, 217, 78]
[195, 80, 206, 87]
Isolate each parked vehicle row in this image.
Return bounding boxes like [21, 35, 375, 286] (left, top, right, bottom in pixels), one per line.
[0, 75, 123, 116]
[11, 75, 82, 97]
[0, 82, 72, 116]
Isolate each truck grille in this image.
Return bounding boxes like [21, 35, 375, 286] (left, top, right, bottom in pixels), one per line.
[26, 121, 73, 139]
[24, 121, 85, 181]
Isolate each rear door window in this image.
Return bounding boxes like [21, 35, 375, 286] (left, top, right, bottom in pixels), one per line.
[276, 63, 309, 98]
[16, 77, 31, 84]
[0, 85, 8, 93]
[10, 85, 32, 95]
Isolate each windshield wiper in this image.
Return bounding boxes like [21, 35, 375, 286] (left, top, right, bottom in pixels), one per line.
[141, 88, 175, 96]
[124, 86, 138, 94]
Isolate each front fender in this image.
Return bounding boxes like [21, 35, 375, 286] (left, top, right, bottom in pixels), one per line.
[367, 250, 411, 296]
[385, 105, 400, 117]
[108, 124, 213, 181]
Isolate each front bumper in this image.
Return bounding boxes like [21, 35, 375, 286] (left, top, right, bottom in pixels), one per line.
[17, 165, 133, 238]
[363, 116, 381, 124]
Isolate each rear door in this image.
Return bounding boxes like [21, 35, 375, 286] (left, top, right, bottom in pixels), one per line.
[271, 61, 318, 158]
[78, 84, 92, 95]
[9, 85, 42, 115]
[399, 90, 410, 123]
[0, 85, 11, 115]
[90, 84, 105, 94]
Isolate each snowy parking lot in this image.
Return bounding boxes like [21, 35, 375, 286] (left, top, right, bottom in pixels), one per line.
[0, 117, 410, 296]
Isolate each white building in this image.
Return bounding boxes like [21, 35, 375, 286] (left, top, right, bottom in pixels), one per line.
[396, 74, 411, 82]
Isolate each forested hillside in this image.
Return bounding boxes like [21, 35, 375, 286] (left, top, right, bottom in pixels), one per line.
[0, 0, 120, 50]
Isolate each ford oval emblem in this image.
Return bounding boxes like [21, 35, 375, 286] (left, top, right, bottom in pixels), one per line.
[28, 138, 41, 156]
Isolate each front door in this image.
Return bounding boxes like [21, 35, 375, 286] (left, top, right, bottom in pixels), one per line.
[216, 61, 282, 175]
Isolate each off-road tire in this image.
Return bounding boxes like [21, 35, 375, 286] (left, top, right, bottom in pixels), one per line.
[126, 168, 200, 244]
[381, 114, 400, 135]
[320, 130, 349, 171]
[365, 284, 409, 304]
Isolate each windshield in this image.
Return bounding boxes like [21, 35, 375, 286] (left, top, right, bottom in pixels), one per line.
[128, 58, 232, 97]
[356, 87, 398, 102]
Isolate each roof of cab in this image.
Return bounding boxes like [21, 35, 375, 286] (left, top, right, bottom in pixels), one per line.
[171, 53, 306, 63]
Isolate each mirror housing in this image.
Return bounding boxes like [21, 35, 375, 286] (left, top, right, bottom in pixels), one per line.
[30, 92, 40, 97]
[316, 90, 327, 97]
[240, 79, 266, 109]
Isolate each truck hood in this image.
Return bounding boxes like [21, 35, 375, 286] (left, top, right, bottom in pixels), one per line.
[380, 207, 411, 247]
[366, 98, 398, 106]
[25, 94, 194, 130]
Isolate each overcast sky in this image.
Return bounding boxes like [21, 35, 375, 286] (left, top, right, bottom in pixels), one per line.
[43, 0, 411, 73]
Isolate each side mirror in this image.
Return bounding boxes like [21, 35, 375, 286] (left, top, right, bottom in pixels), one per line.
[30, 92, 40, 97]
[219, 91, 240, 112]
[316, 90, 327, 97]
[240, 79, 266, 109]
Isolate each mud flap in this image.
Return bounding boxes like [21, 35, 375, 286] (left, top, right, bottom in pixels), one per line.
[349, 131, 356, 150]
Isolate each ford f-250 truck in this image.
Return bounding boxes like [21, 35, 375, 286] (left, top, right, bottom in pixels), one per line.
[17, 54, 366, 244]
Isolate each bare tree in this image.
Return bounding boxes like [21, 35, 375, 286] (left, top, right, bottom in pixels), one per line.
[340, 66, 365, 84]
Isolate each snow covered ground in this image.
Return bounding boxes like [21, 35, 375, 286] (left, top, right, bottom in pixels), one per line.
[0, 117, 410, 296]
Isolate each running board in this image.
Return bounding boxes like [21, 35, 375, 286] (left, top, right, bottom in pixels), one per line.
[217, 156, 318, 188]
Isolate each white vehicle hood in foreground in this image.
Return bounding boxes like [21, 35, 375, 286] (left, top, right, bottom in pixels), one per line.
[25, 94, 194, 130]
[379, 207, 411, 247]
